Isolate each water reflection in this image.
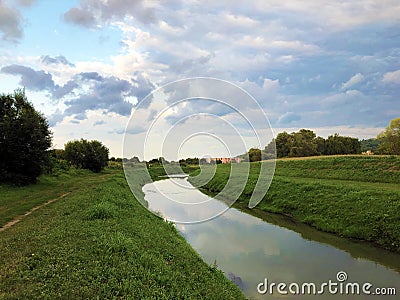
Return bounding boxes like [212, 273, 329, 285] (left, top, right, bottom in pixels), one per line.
[143, 177, 229, 223]
[143, 178, 400, 299]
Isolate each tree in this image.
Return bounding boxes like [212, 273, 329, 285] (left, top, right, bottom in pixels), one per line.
[325, 134, 360, 155]
[199, 158, 208, 165]
[275, 132, 292, 158]
[64, 139, 109, 172]
[129, 156, 141, 163]
[264, 139, 276, 159]
[360, 138, 381, 153]
[268, 129, 360, 158]
[289, 129, 318, 157]
[248, 147, 262, 162]
[0, 89, 52, 184]
[179, 157, 199, 166]
[315, 136, 326, 155]
[377, 118, 400, 155]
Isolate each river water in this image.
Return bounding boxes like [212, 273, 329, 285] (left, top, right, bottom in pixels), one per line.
[143, 177, 400, 299]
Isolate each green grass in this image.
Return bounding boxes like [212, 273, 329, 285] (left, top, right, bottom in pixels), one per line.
[0, 167, 244, 299]
[275, 155, 400, 183]
[189, 155, 400, 253]
[0, 168, 112, 226]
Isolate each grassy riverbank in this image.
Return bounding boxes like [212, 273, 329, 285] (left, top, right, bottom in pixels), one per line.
[0, 166, 244, 299]
[189, 155, 400, 253]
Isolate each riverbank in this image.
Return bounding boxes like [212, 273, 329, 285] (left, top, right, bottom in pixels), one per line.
[188, 155, 400, 253]
[0, 167, 244, 299]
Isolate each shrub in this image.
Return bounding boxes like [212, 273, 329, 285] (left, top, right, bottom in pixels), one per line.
[64, 139, 109, 173]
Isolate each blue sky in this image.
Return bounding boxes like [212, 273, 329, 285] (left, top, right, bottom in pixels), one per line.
[0, 0, 399, 158]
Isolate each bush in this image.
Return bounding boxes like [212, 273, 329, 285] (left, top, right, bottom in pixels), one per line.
[64, 139, 109, 173]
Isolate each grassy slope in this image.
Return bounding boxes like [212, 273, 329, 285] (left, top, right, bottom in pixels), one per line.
[0, 166, 244, 299]
[189, 156, 400, 253]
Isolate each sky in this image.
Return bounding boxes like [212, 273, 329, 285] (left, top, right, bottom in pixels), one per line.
[0, 0, 399, 159]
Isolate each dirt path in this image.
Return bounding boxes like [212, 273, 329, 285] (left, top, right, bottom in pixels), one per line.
[0, 192, 71, 233]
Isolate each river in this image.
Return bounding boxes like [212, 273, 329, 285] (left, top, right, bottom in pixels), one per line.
[143, 177, 400, 299]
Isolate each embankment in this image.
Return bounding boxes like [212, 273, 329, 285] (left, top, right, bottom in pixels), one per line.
[189, 156, 400, 253]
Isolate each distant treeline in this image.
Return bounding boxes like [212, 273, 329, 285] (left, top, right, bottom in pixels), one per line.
[265, 129, 361, 158]
[360, 138, 382, 153]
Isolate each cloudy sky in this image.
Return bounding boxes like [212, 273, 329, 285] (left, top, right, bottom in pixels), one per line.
[0, 0, 399, 158]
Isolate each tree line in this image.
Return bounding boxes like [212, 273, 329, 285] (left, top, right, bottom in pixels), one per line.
[266, 129, 361, 158]
[261, 119, 400, 159]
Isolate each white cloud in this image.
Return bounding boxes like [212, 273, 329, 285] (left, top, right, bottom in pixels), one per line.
[382, 69, 400, 84]
[235, 36, 321, 54]
[213, 0, 400, 30]
[341, 73, 364, 90]
[158, 20, 186, 36]
[223, 13, 260, 28]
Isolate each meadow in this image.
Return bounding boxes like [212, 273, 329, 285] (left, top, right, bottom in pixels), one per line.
[189, 155, 400, 253]
[0, 166, 244, 299]
[2, 155, 399, 298]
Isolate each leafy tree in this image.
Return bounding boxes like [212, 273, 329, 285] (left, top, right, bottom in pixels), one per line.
[199, 158, 208, 164]
[45, 149, 70, 174]
[0, 89, 52, 184]
[129, 156, 141, 163]
[146, 158, 160, 167]
[289, 129, 318, 157]
[271, 129, 360, 158]
[360, 138, 381, 153]
[264, 139, 276, 159]
[315, 136, 326, 155]
[64, 139, 109, 172]
[275, 132, 292, 158]
[179, 157, 199, 166]
[325, 134, 360, 155]
[158, 157, 169, 164]
[377, 118, 400, 155]
[248, 147, 262, 162]
[54, 149, 65, 160]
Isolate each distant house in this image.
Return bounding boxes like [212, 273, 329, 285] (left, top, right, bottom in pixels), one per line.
[362, 150, 374, 155]
[205, 157, 242, 164]
[233, 157, 242, 163]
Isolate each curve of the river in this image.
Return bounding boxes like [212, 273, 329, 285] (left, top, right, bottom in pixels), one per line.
[143, 177, 400, 299]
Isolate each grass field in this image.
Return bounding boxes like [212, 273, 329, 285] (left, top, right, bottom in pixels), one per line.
[189, 155, 400, 253]
[0, 166, 244, 299]
[0, 168, 110, 226]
